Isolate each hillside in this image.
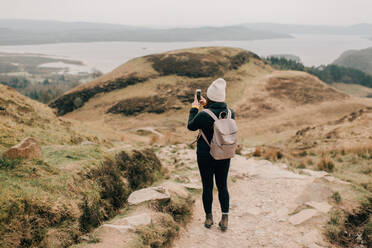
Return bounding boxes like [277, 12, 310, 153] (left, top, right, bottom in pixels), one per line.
[49, 47, 372, 147]
[3, 47, 372, 247]
[0, 19, 291, 45]
[333, 47, 372, 75]
[241, 23, 372, 35]
[0, 84, 101, 152]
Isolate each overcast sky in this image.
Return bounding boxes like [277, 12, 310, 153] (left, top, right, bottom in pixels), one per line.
[1, 0, 372, 27]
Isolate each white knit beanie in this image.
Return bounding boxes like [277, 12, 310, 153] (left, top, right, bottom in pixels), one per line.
[207, 78, 226, 102]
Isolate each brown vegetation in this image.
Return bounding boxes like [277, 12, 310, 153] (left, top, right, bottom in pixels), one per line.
[147, 50, 257, 78]
[50, 75, 149, 115]
[0, 148, 163, 248]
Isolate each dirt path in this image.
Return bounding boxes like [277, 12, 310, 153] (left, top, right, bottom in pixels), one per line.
[74, 145, 341, 248]
[168, 148, 337, 248]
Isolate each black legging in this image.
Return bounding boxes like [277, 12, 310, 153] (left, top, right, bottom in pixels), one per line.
[197, 155, 230, 214]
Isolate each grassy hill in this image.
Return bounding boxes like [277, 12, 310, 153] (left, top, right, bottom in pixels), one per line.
[49, 47, 371, 147]
[333, 47, 372, 75]
[4, 47, 372, 247]
[0, 84, 171, 247]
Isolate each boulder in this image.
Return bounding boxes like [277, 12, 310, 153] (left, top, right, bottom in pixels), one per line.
[4, 137, 42, 160]
[80, 140, 97, 146]
[289, 209, 319, 225]
[128, 186, 170, 205]
[306, 201, 332, 214]
[114, 213, 152, 226]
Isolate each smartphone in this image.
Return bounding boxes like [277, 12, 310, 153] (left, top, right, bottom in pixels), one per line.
[196, 89, 201, 102]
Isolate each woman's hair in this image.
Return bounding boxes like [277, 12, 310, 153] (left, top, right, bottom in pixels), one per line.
[205, 97, 216, 108]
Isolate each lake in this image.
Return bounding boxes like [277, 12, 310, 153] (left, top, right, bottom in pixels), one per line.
[0, 34, 371, 73]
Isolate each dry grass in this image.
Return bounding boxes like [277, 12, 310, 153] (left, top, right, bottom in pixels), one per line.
[317, 156, 335, 172]
[132, 193, 194, 248]
[0, 148, 163, 248]
[252, 146, 283, 162]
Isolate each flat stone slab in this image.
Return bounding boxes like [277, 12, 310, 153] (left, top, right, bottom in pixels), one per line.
[128, 186, 170, 205]
[115, 213, 152, 226]
[302, 230, 323, 245]
[306, 201, 332, 213]
[183, 183, 202, 190]
[324, 176, 351, 185]
[246, 207, 262, 216]
[101, 224, 131, 233]
[302, 169, 328, 178]
[289, 209, 319, 226]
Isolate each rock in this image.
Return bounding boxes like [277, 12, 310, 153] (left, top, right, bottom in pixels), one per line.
[128, 186, 170, 205]
[308, 243, 324, 248]
[101, 224, 131, 233]
[4, 137, 42, 160]
[245, 207, 262, 216]
[115, 213, 152, 226]
[289, 209, 319, 225]
[80, 140, 97, 146]
[324, 176, 351, 185]
[302, 230, 323, 246]
[183, 183, 202, 190]
[306, 201, 332, 213]
[0, 106, 5, 111]
[302, 169, 328, 178]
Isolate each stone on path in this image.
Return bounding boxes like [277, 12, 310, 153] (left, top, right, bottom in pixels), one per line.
[302, 169, 328, 178]
[302, 230, 325, 247]
[289, 209, 319, 225]
[128, 186, 170, 205]
[4, 137, 41, 160]
[114, 213, 152, 226]
[183, 183, 202, 190]
[306, 201, 332, 213]
[81, 140, 97, 146]
[101, 224, 131, 234]
[324, 176, 351, 185]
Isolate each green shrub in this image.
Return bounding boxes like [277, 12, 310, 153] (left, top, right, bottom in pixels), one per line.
[0, 156, 22, 169]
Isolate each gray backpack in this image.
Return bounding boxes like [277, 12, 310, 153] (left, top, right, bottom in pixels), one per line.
[200, 108, 238, 160]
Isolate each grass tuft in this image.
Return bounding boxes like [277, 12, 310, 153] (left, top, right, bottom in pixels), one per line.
[317, 156, 334, 172]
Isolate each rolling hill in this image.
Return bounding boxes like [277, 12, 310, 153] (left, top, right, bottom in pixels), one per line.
[49, 47, 372, 147]
[241, 23, 372, 35]
[0, 19, 291, 45]
[3, 46, 372, 247]
[0, 84, 100, 152]
[333, 47, 372, 75]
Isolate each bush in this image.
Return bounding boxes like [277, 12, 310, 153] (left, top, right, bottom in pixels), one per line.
[154, 195, 193, 224]
[317, 157, 335, 172]
[0, 156, 22, 169]
[135, 215, 179, 248]
[332, 192, 342, 204]
[116, 149, 162, 190]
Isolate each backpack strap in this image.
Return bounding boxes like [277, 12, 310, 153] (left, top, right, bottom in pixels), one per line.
[227, 108, 232, 119]
[202, 109, 218, 121]
[199, 130, 210, 147]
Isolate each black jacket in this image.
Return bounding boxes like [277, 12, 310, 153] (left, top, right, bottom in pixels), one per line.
[187, 102, 235, 156]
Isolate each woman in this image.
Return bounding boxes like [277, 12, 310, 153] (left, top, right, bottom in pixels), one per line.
[187, 78, 235, 231]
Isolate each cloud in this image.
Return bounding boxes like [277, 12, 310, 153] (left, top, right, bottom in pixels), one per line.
[1, 0, 372, 27]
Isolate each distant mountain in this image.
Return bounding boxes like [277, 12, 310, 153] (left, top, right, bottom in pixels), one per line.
[241, 23, 372, 35]
[0, 19, 291, 45]
[333, 47, 372, 75]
